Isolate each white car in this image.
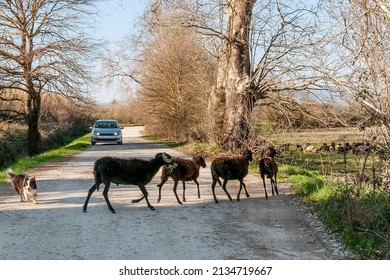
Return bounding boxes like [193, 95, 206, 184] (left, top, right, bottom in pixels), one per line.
[90, 120, 123, 145]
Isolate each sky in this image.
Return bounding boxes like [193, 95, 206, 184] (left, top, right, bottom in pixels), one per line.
[91, 0, 149, 104]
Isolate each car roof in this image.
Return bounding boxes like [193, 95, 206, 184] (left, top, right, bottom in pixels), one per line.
[95, 119, 118, 123]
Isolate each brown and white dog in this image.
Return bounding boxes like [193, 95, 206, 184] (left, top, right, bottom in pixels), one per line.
[6, 169, 38, 204]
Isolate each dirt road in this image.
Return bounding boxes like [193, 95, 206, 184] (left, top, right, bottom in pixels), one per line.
[0, 127, 349, 260]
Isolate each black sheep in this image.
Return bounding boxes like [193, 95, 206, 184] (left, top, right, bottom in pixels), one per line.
[82, 152, 173, 213]
[210, 149, 253, 203]
[259, 146, 278, 199]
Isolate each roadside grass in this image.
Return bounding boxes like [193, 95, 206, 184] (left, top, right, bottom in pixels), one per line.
[275, 147, 390, 259]
[272, 157, 389, 259]
[0, 133, 90, 184]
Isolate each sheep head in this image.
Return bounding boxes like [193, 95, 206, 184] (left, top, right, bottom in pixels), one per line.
[193, 155, 207, 168]
[242, 149, 253, 162]
[264, 147, 277, 158]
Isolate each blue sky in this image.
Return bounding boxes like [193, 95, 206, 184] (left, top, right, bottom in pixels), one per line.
[95, 0, 148, 42]
[92, 0, 149, 103]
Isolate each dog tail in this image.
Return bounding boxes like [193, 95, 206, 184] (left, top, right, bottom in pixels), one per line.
[6, 168, 14, 181]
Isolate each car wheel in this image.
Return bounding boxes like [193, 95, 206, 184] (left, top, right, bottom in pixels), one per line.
[91, 141, 96, 145]
[118, 141, 122, 145]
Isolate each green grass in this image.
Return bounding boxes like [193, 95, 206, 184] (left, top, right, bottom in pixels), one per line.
[279, 161, 390, 259]
[0, 133, 90, 184]
[313, 185, 390, 259]
[282, 165, 325, 199]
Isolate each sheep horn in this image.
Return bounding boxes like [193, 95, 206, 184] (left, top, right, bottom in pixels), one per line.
[162, 153, 173, 163]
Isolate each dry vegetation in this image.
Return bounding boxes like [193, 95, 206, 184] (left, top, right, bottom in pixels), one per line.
[0, 95, 95, 168]
[255, 127, 367, 148]
[97, 101, 140, 125]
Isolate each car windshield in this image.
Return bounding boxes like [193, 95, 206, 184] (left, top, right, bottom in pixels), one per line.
[95, 122, 118, 128]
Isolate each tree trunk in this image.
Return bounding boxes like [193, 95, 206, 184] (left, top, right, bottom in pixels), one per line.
[213, 0, 256, 150]
[26, 87, 42, 156]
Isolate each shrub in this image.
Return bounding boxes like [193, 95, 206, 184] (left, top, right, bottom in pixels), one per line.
[0, 123, 27, 167]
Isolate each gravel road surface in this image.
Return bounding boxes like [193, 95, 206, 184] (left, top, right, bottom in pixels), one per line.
[0, 126, 349, 260]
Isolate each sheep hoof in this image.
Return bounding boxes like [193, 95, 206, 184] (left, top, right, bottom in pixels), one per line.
[83, 209, 87, 213]
[149, 206, 155, 210]
[110, 209, 116, 213]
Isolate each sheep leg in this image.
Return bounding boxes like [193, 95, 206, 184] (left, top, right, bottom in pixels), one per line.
[262, 177, 269, 199]
[156, 176, 168, 203]
[271, 176, 279, 196]
[182, 181, 186, 203]
[132, 195, 145, 203]
[237, 181, 243, 201]
[241, 181, 250, 198]
[193, 179, 201, 199]
[274, 173, 279, 195]
[237, 180, 249, 201]
[173, 180, 183, 205]
[211, 179, 219, 203]
[82, 183, 98, 213]
[132, 185, 155, 210]
[270, 178, 275, 196]
[221, 180, 233, 202]
[102, 182, 116, 213]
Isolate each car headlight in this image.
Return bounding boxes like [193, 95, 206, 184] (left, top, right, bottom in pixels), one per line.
[95, 132, 100, 136]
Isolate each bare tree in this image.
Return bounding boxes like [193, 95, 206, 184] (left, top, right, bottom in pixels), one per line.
[0, 0, 98, 156]
[138, 7, 216, 140]
[316, 0, 390, 144]
[196, 0, 322, 149]
[102, 1, 217, 141]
